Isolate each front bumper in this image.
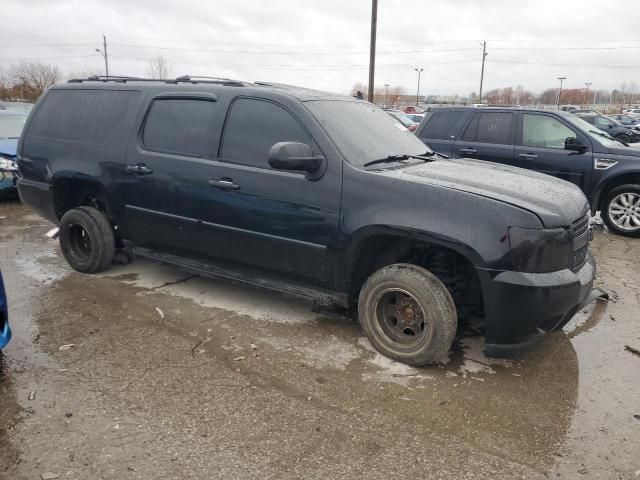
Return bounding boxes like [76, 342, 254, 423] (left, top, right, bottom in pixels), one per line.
[0, 170, 18, 198]
[481, 251, 603, 357]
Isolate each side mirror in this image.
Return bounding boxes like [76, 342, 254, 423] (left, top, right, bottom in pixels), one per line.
[564, 137, 587, 153]
[268, 142, 325, 178]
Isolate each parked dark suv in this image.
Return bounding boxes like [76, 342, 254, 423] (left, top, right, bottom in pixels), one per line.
[17, 77, 600, 364]
[416, 107, 640, 236]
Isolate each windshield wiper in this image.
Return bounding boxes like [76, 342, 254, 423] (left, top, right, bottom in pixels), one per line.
[363, 151, 436, 168]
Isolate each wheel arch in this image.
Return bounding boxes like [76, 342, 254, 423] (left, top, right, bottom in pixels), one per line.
[593, 172, 640, 212]
[51, 174, 113, 221]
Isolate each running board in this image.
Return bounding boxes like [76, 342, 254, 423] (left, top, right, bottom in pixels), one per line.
[132, 247, 348, 307]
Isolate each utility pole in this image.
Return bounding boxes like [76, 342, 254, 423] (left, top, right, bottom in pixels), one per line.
[95, 34, 109, 76]
[584, 82, 592, 108]
[415, 67, 423, 106]
[556, 76, 566, 108]
[367, 0, 378, 103]
[478, 41, 487, 104]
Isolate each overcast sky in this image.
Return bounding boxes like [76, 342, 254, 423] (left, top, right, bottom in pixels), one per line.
[2, 0, 639, 96]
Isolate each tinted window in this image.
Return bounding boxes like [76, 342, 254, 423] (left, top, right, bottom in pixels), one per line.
[142, 99, 214, 157]
[421, 111, 463, 140]
[462, 112, 513, 144]
[28, 89, 139, 144]
[220, 98, 312, 168]
[522, 114, 576, 149]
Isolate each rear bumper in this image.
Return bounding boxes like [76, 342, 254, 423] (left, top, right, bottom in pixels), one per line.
[16, 178, 58, 224]
[481, 251, 602, 357]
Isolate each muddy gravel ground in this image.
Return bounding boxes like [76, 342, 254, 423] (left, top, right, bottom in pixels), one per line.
[0, 201, 638, 479]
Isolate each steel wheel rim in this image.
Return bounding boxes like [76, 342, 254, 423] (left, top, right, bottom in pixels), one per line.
[68, 223, 93, 260]
[373, 287, 429, 347]
[608, 192, 640, 231]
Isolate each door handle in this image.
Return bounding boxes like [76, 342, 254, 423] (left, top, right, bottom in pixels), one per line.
[459, 148, 477, 155]
[126, 164, 153, 175]
[518, 153, 538, 160]
[209, 178, 240, 191]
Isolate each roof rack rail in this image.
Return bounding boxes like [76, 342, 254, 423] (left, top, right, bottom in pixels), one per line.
[67, 75, 245, 86]
[172, 75, 244, 86]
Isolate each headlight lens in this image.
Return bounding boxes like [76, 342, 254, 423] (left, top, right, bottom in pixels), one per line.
[0, 158, 18, 172]
[508, 227, 572, 273]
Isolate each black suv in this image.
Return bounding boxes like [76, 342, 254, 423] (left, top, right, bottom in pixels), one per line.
[416, 107, 640, 236]
[17, 77, 599, 365]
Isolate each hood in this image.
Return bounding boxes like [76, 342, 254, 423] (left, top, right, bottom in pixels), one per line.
[386, 158, 589, 228]
[605, 145, 640, 157]
[0, 138, 17, 159]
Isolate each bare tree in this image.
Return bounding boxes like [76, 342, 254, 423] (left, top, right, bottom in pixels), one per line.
[6, 62, 61, 102]
[146, 56, 173, 79]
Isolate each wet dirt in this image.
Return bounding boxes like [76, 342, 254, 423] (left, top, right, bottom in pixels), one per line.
[0, 201, 638, 479]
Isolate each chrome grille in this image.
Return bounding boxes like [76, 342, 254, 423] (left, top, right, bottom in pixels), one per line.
[570, 214, 589, 239]
[569, 214, 590, 271]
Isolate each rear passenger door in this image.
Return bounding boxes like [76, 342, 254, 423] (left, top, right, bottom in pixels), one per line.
[118, 93, 223, 257]
[514, 112, 593, 190]
[416, 110, 468, 157]
[453, 111, 516, 166]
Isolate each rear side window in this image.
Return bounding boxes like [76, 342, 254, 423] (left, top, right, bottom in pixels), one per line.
[462, 112, 513, 145]
[27, 89, 139, 144]
[420, 111, 463, 140]
[142, 99, 215, 157]
[220, 98, 312, 168]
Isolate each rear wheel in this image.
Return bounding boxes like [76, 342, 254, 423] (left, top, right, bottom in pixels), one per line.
[59, 206, 115, 273]
[358, 263, 457, 366]
[602, 184, 640, 237]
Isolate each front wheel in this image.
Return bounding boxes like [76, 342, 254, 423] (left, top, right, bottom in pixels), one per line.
[358, 263, 457, 366]
[59, 206, 116, 273]
[602, 184, 640, 237]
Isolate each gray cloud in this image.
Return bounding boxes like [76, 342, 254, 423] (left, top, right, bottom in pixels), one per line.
[1, 0, 639, 95]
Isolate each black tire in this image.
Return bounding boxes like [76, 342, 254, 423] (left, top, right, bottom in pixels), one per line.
[602, 184, 640, 238]
[59, 206, 115, 273]
[358, 263, 457, 366]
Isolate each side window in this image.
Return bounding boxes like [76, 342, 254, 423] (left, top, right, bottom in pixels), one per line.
[220, 98, 312, 168]
[522, 114, 576, 149]
[595, 116, 612, 127]
[142, 99, 214, 157]
[462, 112, 513, 145]
[420, 111, 463, 140]
[27, 89, 139, 144]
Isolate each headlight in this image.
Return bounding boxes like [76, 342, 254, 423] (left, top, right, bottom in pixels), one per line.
[508, 227, 571, 273]
[0, 158, 18, 172]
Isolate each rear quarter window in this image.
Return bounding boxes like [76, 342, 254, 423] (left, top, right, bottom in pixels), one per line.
[27, 89, 140, 144]
[420, 111, 464, 140]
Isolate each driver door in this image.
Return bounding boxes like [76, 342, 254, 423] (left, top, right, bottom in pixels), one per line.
[513, 112, 593, 191]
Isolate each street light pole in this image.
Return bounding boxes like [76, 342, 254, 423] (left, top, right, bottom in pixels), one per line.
[384, 83, 390, 108]
[556, 76, 566, 108]
[414, 67, 423, 106]
[478, 41, 487, 104]
[95, 34, 109, 76]
[367, 0, 378, 103]
[584, 82, 592, 108]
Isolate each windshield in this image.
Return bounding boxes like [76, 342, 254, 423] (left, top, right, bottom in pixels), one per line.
[566, 115, 629, 149]
[306, 100, 430, 167]
[0, 114, 27, 138]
